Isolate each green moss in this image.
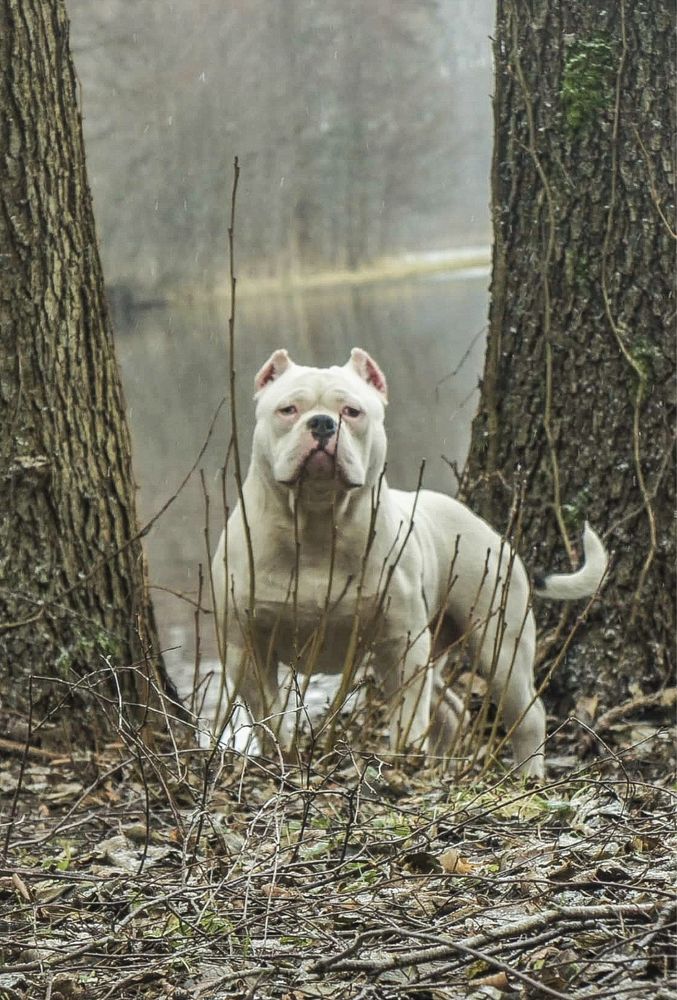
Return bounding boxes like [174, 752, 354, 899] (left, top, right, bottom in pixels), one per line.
[631, 336, 660, 380]
[561, 37, 614, 131]
[562, 486, 592, 531]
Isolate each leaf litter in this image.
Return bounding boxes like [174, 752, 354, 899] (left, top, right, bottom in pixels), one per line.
[0, 704, 674, 999]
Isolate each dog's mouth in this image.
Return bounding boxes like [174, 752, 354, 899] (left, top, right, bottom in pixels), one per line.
[304, 446, 335, 477]
[278, 445, 362, 490]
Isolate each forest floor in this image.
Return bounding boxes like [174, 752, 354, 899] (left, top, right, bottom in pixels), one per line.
[0, 694, 674, 1000]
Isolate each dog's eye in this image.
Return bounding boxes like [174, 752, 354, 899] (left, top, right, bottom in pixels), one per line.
[278, 404, 298, 416]
[342, 405, 362, 419]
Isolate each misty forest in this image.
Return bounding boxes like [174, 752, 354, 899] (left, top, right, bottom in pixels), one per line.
[0, 2, 674, 998]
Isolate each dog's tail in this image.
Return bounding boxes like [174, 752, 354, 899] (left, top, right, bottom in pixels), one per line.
[533, 522, 608, 600]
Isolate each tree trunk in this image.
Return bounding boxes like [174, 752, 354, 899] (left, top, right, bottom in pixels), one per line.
[463, 1, 675, 712]
[0, 0, 171, 740]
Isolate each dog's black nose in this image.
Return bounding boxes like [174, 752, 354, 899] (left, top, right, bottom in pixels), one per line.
[307, 414, 337, 441]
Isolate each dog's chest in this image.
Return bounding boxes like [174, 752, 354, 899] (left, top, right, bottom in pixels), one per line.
[232, 514, 406, 671]
[253, 529, 372, 605]
[250, 570, 382, 674]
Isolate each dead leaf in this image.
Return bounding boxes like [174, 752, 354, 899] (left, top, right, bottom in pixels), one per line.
[0, 771, 17, 794]
[120, 822, 150, 843]
[33, 880, 70, 903]
[593, 863, 631, 883]
[12, 873, 31, 902]
[50, 973, 83, 998]
[45, 781, 83, 803]
[576, 694, 599, 722]
[261, 884, 297, 899]
[94, 834, 174, 872]
[475, 971, 509, 989]
[440, 848, 474, 874]
[660, 687, 677, 707]
[401, 851, 443, 874]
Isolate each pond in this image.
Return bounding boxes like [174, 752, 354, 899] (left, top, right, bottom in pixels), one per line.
[116, 267, 489, 717]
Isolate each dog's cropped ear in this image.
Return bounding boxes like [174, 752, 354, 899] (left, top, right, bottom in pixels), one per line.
[254, 349, 293, 395]
[346, 347, 388, 403]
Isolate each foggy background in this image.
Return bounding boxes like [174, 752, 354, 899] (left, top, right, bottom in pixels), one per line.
[67, 0, 495, 694]
[70, 0, 493, 295]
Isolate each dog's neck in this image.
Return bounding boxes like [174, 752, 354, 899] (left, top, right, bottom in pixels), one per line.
[242, 464, 389, 553]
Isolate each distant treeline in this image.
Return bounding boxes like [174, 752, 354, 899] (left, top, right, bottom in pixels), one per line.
[70, 0, 492, 294]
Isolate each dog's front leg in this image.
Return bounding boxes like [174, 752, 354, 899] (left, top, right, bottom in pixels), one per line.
[373, 628, 433, 753]
[226, 637, 281, 740]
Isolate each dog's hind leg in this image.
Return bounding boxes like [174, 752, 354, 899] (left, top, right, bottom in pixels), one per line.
[488, 633, 546, 778]
[429, 673, 468, 765]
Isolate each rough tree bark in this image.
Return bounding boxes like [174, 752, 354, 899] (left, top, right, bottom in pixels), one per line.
[463, 1, 675, 712]
[0, 0, 171, 739]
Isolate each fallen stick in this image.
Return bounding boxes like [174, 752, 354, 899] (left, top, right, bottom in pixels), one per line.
[312, 901, 658, 974]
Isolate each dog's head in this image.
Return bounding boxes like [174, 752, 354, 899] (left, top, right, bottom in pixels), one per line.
[251, 347, 388, 503]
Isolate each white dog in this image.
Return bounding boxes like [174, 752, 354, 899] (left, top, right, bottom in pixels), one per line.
[212, 348, 608, 776]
